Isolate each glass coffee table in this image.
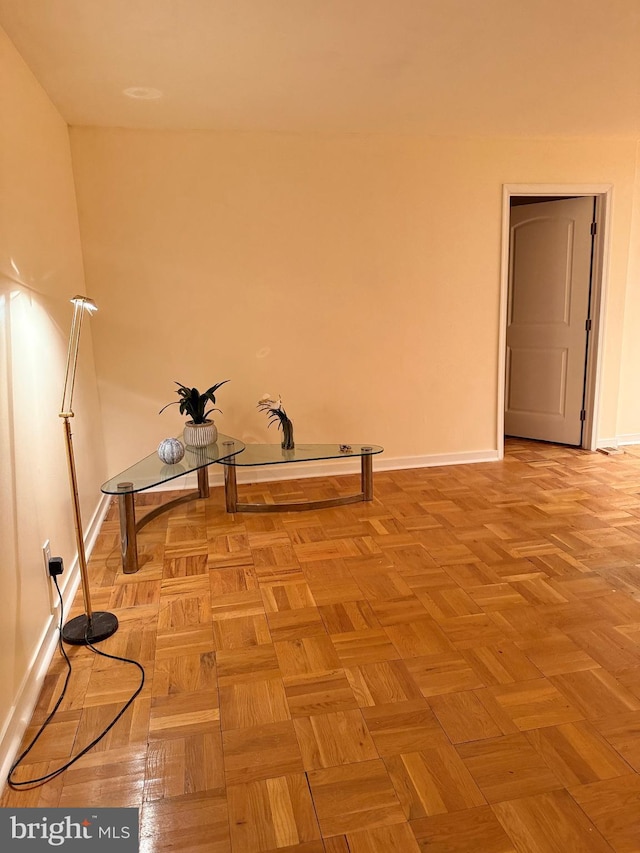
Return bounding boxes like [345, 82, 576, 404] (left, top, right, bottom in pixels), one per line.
[101, 434, 244, 573]
[217, 442, 384, 513]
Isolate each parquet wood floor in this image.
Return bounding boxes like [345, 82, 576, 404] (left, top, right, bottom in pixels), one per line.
[4, 439, 640, 851]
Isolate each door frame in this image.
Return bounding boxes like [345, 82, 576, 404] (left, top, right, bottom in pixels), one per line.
[497, 183, 613, 456]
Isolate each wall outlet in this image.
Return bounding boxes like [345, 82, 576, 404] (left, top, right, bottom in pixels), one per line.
[42, 539, 57, 613]
[42, 539, 51, 575]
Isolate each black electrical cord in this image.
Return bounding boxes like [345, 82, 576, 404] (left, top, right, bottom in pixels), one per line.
[6, 575, 145, 790]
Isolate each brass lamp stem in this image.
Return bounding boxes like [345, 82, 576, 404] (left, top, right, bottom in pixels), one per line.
[61, 416, 93, 620]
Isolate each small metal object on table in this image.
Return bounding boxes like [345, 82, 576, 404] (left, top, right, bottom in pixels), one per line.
[218, 442, 383, 513]
[101, 434, 244, 573]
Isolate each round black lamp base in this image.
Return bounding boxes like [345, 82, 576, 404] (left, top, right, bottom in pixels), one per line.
[62, 612, 119, 645]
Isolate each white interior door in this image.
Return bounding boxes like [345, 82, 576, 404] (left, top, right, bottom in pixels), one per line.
[505, 196, 594, 445]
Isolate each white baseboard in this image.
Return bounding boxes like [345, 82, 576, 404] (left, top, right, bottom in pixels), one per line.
[597, 434, 640, 451]
[375, 449, 500, 471]
[0, 492, 112, 790]
[616, 434, 640, 447]
[151, 448, 501, 492]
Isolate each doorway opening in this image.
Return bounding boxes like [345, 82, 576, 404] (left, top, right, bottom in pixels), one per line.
[498, 184, 612, 457]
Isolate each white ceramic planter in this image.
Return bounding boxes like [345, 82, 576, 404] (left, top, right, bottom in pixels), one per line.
[183, 420, 218, 447]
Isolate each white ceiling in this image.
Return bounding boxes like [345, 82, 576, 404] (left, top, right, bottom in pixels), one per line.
[2, 0, 640, 136]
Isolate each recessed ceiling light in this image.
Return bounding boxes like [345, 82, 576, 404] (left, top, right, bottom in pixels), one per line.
[123, 86, 163, 100]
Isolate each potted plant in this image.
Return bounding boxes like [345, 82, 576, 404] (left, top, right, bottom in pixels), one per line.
[160, 380, 229, 447]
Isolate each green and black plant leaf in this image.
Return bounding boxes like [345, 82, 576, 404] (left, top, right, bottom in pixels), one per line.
[160, 380, 229, 424]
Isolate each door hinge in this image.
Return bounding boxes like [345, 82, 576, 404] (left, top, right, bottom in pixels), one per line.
[585, 318, 592, 332]
[591, 221, 597, 236]
[580, 409, 587, 422]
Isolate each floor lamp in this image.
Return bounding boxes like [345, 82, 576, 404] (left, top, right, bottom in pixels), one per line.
[59, 295, 118, 645]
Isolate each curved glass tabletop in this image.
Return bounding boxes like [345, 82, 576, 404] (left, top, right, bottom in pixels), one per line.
[101, 433, 245, 494]
[217, 443, 383, 467]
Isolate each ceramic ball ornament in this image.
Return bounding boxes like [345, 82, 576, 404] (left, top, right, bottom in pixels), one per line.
[157, 437, 185, 464]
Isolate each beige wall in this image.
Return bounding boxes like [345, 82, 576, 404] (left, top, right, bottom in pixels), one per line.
[0, 27, 106, 771]
[69, 128, 639, 472]
[617, 140, 640, 440]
